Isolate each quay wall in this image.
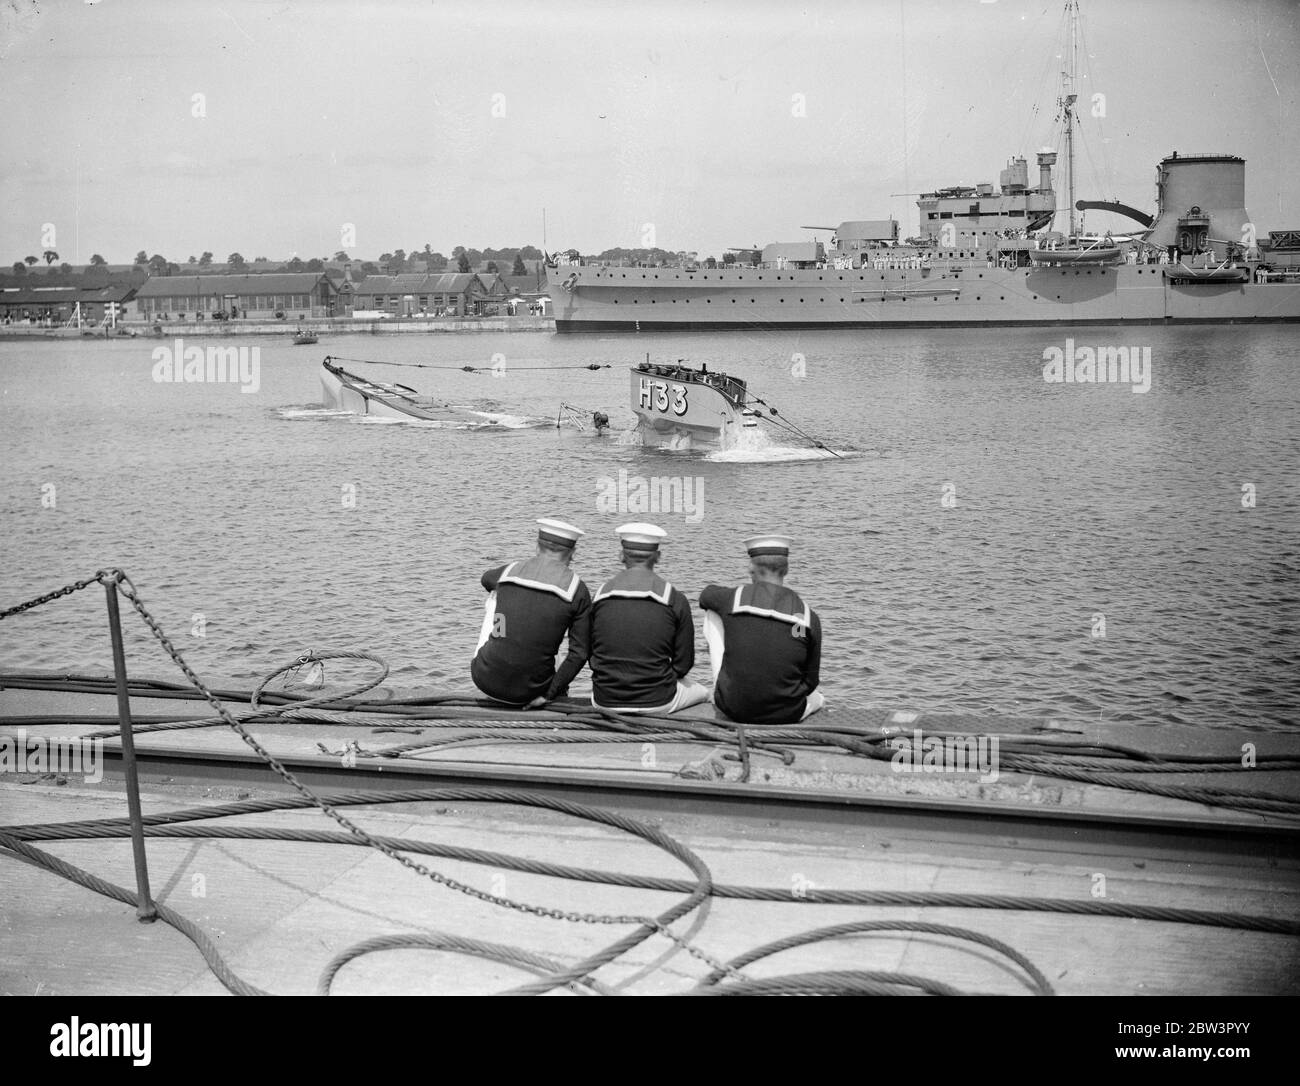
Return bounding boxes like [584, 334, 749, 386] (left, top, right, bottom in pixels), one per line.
[0, 317, 555, 338]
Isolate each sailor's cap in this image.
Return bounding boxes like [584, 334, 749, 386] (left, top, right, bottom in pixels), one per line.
[537, 518, 584, 546]
[744, 534, 793, 557]
[616, 522, 667, 551]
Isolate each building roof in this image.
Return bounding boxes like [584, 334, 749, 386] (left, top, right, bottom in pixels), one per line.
[501, 274, 543, 294]
[424, 273, 480, 293]
[388, 273, 431, 292]
[0, 284, 138, 305]
[352, 275, 395, 297]
[353, 272, 483, 297]
[134, 273, 330, 298]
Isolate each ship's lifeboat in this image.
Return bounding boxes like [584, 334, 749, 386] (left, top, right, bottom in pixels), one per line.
[1029, 233, 1124, 266]
[1162, 261, 1250, 283]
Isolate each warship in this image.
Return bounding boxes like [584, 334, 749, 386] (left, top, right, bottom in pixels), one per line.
[547, 3, 1300, 333]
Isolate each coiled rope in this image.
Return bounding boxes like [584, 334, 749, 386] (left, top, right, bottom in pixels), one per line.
[3, 572, 1297, 997]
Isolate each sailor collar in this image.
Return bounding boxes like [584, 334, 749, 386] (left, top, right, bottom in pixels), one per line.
[498, 561, 581, 602]
[729, 583, 811, 626]
[594, 567, 674, 605]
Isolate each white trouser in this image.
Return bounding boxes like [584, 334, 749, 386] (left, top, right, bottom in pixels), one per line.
[592, 679, 711, 715]
[703, 611, 726, 682]
[475, 593, 497, 653]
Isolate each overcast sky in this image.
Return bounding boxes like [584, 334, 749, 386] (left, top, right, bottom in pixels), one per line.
[1, 0, 1296, 264]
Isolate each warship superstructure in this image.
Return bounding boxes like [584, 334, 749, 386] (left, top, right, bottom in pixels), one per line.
[547, 4, 1299, 332]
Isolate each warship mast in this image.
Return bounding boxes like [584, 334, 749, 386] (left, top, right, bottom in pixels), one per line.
[1061, 0, 1080, 238]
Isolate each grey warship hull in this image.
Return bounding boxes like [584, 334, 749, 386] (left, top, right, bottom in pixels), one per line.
[548, 262, 1300, 332]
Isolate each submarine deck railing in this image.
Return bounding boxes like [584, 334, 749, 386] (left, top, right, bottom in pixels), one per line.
[0, 570, 158, 922]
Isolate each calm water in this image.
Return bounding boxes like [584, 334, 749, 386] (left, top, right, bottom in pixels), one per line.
[1, 326, 1297, 733]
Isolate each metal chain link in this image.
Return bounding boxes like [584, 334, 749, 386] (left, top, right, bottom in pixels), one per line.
[27, 569, 751, 982]
[0, 570, 112, 620]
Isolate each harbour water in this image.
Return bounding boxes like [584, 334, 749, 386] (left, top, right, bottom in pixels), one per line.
[1, 327, 1297, 732]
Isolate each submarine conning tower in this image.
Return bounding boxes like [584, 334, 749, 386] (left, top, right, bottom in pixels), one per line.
[1146, 153, 1250, 253]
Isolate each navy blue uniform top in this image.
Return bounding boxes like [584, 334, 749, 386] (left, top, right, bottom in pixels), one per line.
[470, 558, 591, 704]
[699, 582, 821, 725]
[589, 567, 694, 708]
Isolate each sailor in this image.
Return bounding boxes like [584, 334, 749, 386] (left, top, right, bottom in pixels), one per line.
[588, 523, 709, 714]
[699, 535, 824, 725]
[470, 518, 592, 709]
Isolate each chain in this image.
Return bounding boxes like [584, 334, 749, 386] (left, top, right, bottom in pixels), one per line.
[0, 570, 112, 620]
[646, 920, 750, 982]
[3, 569, 749, 984]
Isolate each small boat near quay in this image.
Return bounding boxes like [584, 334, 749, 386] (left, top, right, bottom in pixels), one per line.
[293, 329, 319, 345]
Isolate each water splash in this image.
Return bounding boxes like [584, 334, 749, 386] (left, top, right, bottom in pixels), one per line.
[277, 407, 354, 420]
[708, 421, 849, 462]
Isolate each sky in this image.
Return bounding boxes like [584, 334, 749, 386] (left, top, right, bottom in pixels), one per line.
[1, 0, 1297, 264]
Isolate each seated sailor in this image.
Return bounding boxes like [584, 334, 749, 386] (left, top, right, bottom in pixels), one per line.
[589, 522, 710, 714]
[699, 534, 825, 725]
[470, 517, 591, 708]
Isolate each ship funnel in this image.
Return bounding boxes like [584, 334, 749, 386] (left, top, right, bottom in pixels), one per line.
[1036, 150, 1057, 192]
[1146, 154, 1249, 253]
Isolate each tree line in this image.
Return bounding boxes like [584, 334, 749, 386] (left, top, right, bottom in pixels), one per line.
[9, 245, 548, 279]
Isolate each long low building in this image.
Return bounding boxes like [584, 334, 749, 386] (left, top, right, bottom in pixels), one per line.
[129, 273, 338, 320]
[347, 272, 509, 317]
[0, 283, 137, 325]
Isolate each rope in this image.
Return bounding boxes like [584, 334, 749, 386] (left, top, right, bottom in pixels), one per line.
[7, 792, 1298, 935]
[7, 665, 1298, 812]
[689, 971, 966, 996]
[3, 571, 725, 995]
[3, 573, 1299, 998]
[0, 828, 269, 996]
[747, 395, 844, 458]
[317, 933, 620, 997]
[697, 919, 1054, 993]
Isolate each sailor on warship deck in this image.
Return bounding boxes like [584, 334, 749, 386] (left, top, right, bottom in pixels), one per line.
[470, 518, 592, 709]
[588, 523, 710, 714]
[699, 535, 825, 725]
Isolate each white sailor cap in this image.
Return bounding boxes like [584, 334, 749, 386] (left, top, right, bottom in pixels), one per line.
[537, 518, 584, 546]
[616, 522, 667, 552]
[744, 534, 793, 557]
